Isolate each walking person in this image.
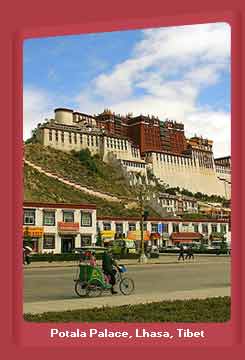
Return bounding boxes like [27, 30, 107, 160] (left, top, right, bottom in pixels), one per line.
[185, 246, 194, 260]
[178, 244, 185, 261]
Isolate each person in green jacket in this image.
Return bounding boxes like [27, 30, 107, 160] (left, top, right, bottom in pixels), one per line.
[102, 249, 119, 294]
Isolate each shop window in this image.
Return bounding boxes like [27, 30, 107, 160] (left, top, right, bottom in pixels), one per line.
[103, 222, 111, 231]
[63, 211, 74, 223]
[192, 223, 199, 232]
[162, 223, 169, 233]
[81, 212, 92, 227]
[128, 223, 136, 231]
[151, 223, 158, 233]
[23, 209, 35, 225]
[81, 235, 92, 247]
[43, 211, 55, 226]
[202, 224, 208, 234]
[43, 235, 55, 249]
[115, 223, 123, 233]
[172, 223, 179, 232]
[220, 224, 227, 233]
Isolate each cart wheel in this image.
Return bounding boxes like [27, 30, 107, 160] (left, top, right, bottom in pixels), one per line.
[87, 280, 103, 297]
[119, 277, 135, 295]
[75, 280, 88, 297]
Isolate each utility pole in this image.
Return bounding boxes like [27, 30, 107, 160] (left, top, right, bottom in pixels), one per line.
[139, 187, 148, 264]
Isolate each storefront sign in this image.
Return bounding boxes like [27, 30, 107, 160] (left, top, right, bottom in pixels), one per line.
[23, 226, 44, 237]
[58, 222, 79, 233]
[101, 230, 115, 238]
[127, 230, 150, 241]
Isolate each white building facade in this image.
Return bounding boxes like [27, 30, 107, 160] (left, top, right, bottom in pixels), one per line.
[23, 202, 97, 253]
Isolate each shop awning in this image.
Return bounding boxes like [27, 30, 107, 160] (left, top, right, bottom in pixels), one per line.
[170, 232, 203, 242]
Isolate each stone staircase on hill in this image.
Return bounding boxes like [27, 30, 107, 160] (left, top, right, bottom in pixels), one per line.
[24, 158, 123, 203]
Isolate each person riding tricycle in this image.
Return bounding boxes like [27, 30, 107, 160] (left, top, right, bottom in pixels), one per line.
[73, 247, 134, 298]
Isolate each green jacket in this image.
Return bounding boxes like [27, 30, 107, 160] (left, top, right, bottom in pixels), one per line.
[102, 252, 115, 273]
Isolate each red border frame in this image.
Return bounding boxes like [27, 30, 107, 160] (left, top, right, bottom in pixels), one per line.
[1, 0, 244, 358]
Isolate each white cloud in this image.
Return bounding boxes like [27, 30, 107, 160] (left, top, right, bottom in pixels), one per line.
[76, 22, 231, 157]
[23, 87, 53, 139]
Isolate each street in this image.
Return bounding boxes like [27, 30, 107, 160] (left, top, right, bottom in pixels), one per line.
[23, 255, 230, 314]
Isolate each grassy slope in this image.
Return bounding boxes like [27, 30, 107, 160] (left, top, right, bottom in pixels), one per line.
[24, 163, 141, 217]
[24, 144, 134, 198]
[24, 143, 161, 217]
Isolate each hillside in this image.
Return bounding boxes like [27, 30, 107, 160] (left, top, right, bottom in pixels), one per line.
[23, 144, 160, 217]
[24, 144, 134, 198]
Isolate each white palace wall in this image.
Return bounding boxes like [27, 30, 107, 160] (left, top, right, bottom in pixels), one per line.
[149, 153, 231, 198]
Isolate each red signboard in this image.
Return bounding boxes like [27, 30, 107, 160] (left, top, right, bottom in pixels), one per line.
[58, 222, 79, 233]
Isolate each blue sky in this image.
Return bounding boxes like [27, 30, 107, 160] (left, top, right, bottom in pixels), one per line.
[24, 23, 231, 157]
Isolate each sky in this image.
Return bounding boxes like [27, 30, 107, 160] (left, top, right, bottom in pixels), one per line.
[23, 22, 231, 157]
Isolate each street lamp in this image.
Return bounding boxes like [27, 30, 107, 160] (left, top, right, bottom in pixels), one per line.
[138, 189, 149, 263]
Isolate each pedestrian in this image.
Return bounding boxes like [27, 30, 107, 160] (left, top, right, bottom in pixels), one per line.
[102, 249, 119, 294]
[178, 245, 185, 261]
[24, 248, 31, 265]
[185, 246, 194, 260]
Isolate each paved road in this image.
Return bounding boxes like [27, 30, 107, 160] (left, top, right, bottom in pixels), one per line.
[24, 257, 230, 304]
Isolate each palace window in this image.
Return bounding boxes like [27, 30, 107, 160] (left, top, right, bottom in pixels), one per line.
[23, 209, 35, 225]
[211, 224, 218, 233]
[91, 136, 94, 146]
[49, 130, 52, 141]
[61, 132, 64, 143]
[80, 134, 83, 144]
[63, 211, 74, 223]
[69, 133, 72, 144]
[43, 211, 55, 226]
[81, 212, 92, 227]
[96, 137, 99, 147]
[74, 133, 77, 144]
[43, 235, 55, 249]
[55, 130, 59, 142]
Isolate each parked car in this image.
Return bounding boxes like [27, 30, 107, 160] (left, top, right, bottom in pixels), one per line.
[108, 239, 137, 255]
[164, 245, 180, 252]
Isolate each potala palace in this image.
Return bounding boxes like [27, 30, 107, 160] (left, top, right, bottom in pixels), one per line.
[34, 108, 231, 199]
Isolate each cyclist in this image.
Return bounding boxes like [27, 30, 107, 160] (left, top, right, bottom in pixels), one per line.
[102, 249, 119, 295]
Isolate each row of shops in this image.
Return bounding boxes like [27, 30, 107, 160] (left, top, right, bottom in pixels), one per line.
[23, 201, 231, 253]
